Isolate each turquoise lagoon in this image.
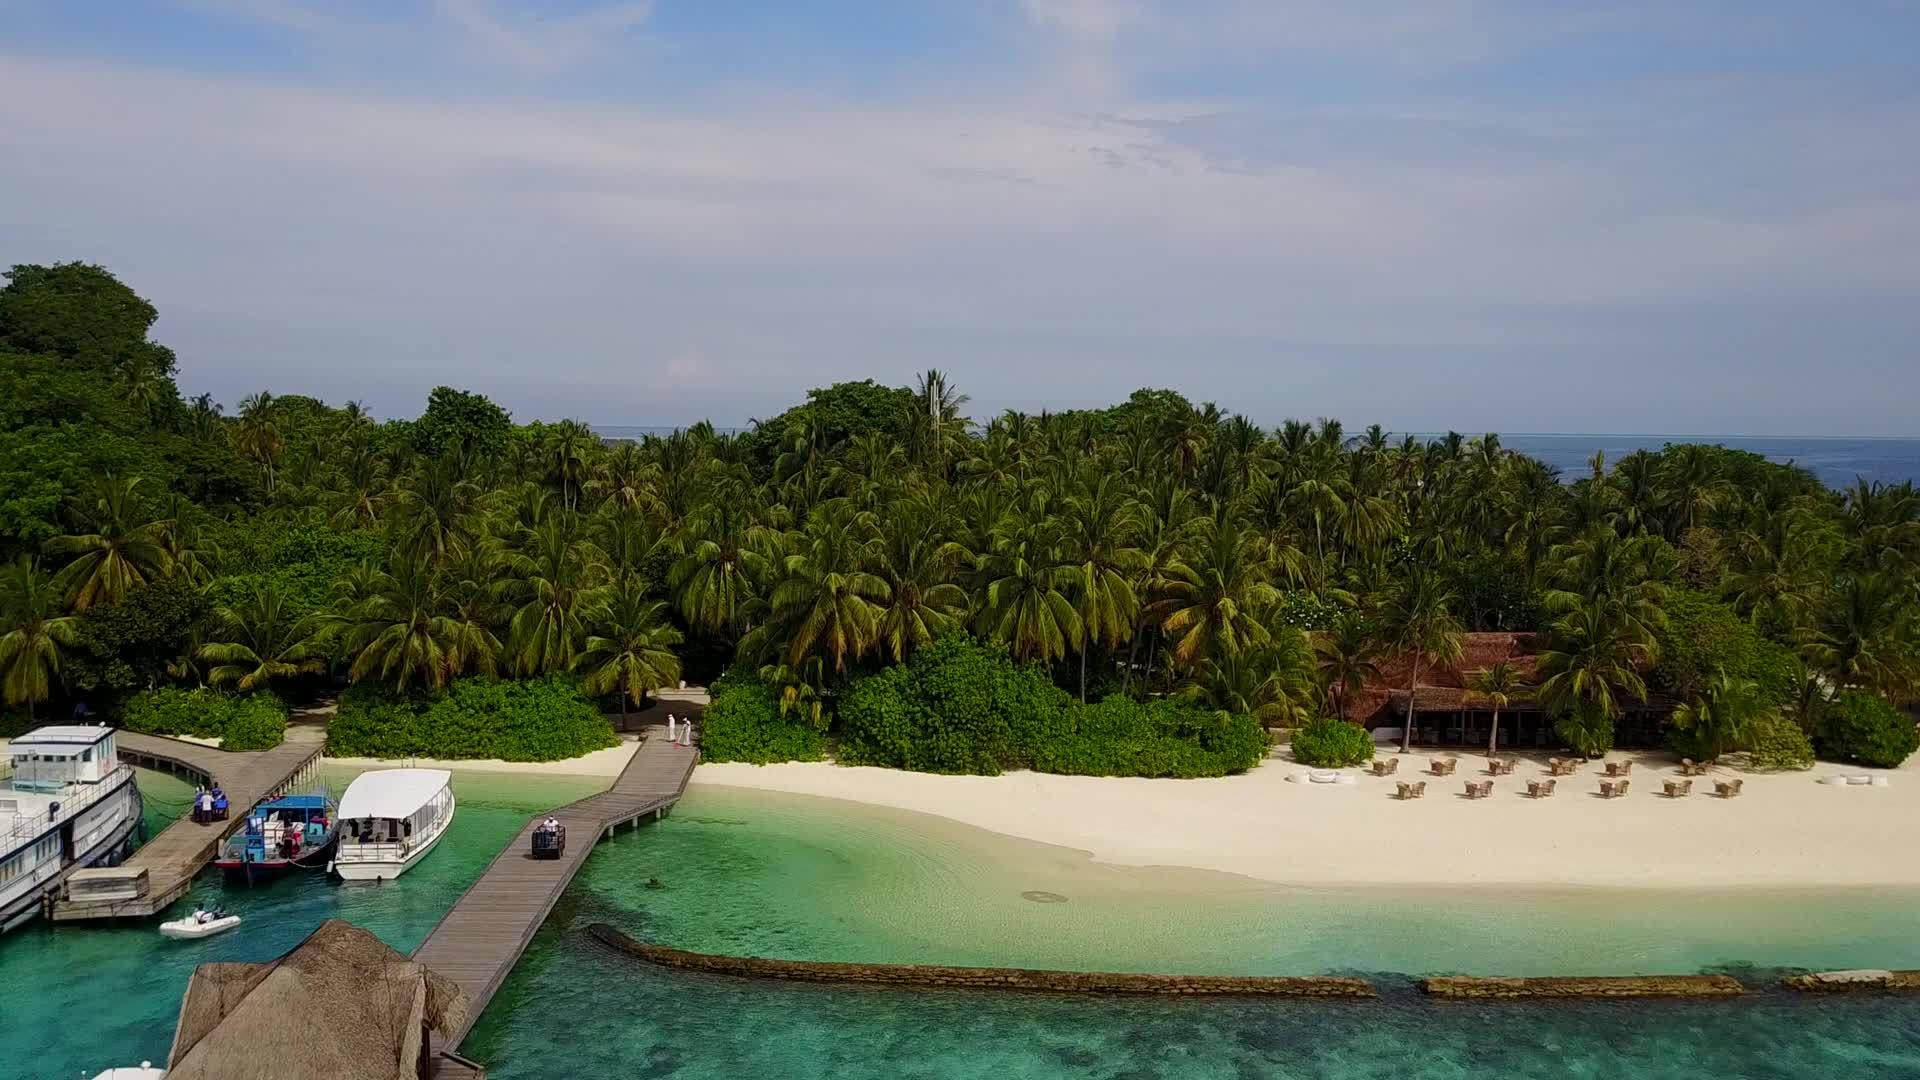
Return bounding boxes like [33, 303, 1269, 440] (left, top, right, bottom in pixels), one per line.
[5, 776, 1919, 1079]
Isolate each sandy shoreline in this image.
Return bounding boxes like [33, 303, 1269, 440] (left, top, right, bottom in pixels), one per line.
[692, 749, 1920, 890]
[323, 734, 643, 778]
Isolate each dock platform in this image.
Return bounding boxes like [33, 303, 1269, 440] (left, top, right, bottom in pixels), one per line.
[414, 721, 700, 1054]
[52, 730, 325, 921]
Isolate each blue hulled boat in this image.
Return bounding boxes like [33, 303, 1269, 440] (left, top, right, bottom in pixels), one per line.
[215, 793, 338, 881]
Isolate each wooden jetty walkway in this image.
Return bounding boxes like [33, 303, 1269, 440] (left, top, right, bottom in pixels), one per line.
[52, 730, 325, 921]
[416, 722, 700, 1061]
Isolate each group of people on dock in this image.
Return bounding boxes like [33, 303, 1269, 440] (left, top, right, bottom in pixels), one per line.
[191, 783, 229, 824]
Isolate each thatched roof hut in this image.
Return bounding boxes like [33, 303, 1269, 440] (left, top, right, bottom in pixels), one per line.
[167, 919, 469, 1080]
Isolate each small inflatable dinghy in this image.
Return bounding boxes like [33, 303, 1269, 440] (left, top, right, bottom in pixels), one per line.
[160, 911, 241, 940]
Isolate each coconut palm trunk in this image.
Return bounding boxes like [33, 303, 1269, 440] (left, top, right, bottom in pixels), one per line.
[1487, 704, 1501, 755]
[1399, 652, 1421, 754]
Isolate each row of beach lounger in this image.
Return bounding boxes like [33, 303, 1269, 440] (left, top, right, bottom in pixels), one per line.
[1393, 776, 1745, 800]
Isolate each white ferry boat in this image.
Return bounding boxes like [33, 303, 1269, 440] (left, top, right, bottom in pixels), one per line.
[330, 769, 454, 881]
[0, 725, 143, 932]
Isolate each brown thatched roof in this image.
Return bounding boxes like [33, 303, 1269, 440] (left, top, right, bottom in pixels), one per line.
[168, 919, 468, 1080]
[1346, 632, 1544, 721]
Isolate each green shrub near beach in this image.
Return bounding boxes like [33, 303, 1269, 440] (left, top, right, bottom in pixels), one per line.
[1745, 714, 1815, 771]
[1024, 696, 1269, 778]
[1818, 692, 1919, 769]
[121, 687, 288, 750]
[325, 676, 618, 762]
[699, 672, 827, 764]
[838, 635, 1266, 778]
[1289, 717, 1376, 768]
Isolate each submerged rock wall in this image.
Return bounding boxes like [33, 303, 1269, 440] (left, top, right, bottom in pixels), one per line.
[1419, 975, 1746, 999]
[586, 924, 1377, 997]
[1781, 970, 1920, 993]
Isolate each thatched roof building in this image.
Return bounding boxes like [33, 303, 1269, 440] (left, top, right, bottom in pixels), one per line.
[167, 919, 469, 1080]
[1345, 632, 1543, 721]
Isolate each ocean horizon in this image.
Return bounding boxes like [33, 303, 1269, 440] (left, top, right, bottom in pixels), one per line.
[592, 426, 1920, 490]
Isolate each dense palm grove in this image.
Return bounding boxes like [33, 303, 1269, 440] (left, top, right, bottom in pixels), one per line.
[2, 264, 1916, 770]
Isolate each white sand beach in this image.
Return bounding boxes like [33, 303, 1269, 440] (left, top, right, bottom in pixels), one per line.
[693, 750, 1920, 890]
[323, 734, 642, 778]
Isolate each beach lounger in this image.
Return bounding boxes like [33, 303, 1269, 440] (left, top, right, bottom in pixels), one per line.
[1663, 779, 1693, 798]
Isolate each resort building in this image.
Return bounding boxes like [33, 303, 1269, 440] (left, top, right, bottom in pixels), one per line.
[1350, 632, 1676, 749]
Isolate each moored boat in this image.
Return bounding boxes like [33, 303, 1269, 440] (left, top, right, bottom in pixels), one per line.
[159, 907, 241, 940]
[330, 769, 455, 881]
[213, 792, 338, 880]
[0, 725, 142, 933]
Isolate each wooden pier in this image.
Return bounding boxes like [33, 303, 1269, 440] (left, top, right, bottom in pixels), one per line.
[51, 730, 325, 921]
[414, 722, 699, 1058]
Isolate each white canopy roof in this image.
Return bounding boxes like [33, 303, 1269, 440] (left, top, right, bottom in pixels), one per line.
[337, 769, 451, 820]
[12, 725, 115, 747]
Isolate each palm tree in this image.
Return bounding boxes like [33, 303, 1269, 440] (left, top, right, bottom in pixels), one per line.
[914, 368, 970, 475]
[577, 583, 683, 725]
[341, 559, 458, 692]
[1064, 474, 1144, 700]
[1185, 636, 1315, 727]
[44, 473, 174, 611]
[1799, 572, 1919, 701]
[873, 505, 969, 663]
[547, 420, 596, 513]
[1377, 568, 1465, 754]
[1157, 517, 1277, 670]
[196, 582, 324, 692]
[767, 505, 888, 673]
[0, 557, 79, 720]
[1533, 597, 1656, 755]
[1670, 671, 1775, 761]
[670, 499, 770, 637]
[1313, 616, 1380, 721]
[505, 519, 608, 677]
[979, 505, 1082, 665]
[1468, 659, 1528, 755]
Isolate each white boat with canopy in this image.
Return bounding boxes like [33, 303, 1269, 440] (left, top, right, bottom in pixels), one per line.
[329, 769, 454, 881]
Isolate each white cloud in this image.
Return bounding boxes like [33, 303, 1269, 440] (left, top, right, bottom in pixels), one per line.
[1, 4, 1917, 432]
[433, 0, 653, 75]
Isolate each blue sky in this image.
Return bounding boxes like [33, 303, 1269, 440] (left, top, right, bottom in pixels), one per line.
[2, 2, 1917, 433]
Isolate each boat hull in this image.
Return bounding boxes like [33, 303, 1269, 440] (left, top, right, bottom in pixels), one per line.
[0, 773, 142, 933]
[159, 914, 241, 940]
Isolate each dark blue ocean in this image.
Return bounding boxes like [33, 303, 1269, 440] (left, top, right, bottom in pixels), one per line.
[593, 427, 1920, 491]
[1485, 435, 1920, 490]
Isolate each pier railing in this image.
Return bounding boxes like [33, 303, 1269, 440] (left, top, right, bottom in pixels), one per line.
[2, 765, 136, 844]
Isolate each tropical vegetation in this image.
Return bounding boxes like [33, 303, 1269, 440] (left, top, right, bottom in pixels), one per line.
[2, 263, 1916, 770]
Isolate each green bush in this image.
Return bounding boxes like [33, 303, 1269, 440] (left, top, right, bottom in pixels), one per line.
[1818, 692, 1919, 769]
[1023, 697, 1268, 778]
[1745, 714, 1815, 771]
[326, 676, 618, 762]
[838, 635, 1267, 778]
[838, 635, 1069, 774]
[1651, 591, 1795, 706]
[700, 672, 827, 764]
[1290, 717, 1375, 767]
[121, 687, 287, 749]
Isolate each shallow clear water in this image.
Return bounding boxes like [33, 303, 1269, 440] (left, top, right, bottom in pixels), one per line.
[9, 776, 1920, 1079]
[0, 767, 602, 1078]
[462, 786, 1920, 1079]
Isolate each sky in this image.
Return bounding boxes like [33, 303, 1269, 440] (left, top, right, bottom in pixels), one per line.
[2, 1, 1917, 434]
